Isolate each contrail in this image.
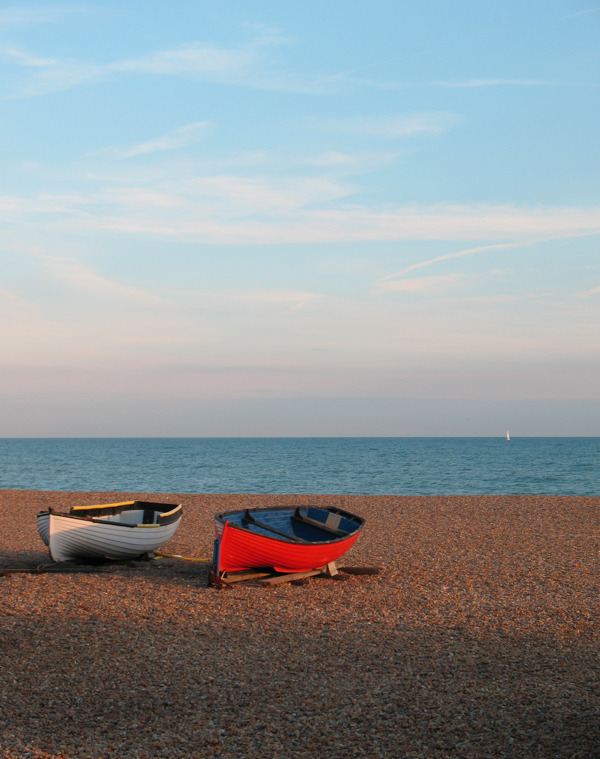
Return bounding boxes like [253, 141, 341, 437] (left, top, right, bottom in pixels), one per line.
[375, 230, 600, 285]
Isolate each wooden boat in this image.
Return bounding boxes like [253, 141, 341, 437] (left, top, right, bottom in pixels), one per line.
[213, 505, 365, 576]
[37, 500, 183, 562]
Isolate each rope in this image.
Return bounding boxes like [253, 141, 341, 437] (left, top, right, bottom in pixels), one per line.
[153, 552, 210, 562]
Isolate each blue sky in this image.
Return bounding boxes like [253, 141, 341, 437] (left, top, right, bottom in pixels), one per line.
[1, 1, 599, 436]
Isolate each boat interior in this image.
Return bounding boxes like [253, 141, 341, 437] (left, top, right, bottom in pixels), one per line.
[69, 501, 182, 526]
[230, 507, 362, 543]
[94, 509, 159, 525]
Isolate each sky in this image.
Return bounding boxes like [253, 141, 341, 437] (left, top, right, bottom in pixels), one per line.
[1, 1, 599, 437]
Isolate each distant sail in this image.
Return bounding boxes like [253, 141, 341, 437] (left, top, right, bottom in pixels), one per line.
[506, 430, 510, 441]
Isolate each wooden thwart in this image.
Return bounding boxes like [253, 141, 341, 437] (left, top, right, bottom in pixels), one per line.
[242, 510, 308, 543]
[292, 508, 349, 537]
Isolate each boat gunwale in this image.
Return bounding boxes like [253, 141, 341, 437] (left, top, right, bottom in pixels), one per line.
[69, 500, 181, 517]
[71, 500, 137, 512]
[37, 501, 183, 529]
[215, 505, 365, 547]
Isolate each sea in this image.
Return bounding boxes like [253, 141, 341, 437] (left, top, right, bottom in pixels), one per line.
[0, 437, 598, 496]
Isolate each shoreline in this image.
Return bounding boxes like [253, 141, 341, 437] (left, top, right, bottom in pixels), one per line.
[1, 491, 598, 758]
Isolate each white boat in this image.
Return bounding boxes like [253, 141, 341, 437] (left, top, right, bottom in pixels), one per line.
[506, 430, 510, 441]
[37, 500, 183, 562]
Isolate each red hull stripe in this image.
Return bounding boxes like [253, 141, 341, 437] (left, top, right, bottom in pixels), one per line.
[218, 521, 361, 573]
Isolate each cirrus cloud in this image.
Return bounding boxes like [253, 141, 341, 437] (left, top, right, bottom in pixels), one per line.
[94, 122, 212, 160]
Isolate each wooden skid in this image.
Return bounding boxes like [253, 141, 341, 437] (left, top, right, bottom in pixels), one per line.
[259, 568, 324, 585]
[218, 561, 339, 586]
[220, 569, 273, 583]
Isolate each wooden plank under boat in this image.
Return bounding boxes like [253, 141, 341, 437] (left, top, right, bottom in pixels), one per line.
[213, 505, 365, 576]
[37, 500, 183, 562]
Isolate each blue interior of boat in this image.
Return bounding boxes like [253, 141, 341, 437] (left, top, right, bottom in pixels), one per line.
[227, 507, 360, 543]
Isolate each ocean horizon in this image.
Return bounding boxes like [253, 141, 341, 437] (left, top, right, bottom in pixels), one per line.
[1, 436, 598, 496]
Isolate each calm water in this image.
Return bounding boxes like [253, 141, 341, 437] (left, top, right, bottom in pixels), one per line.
[0, 437, 598, 495]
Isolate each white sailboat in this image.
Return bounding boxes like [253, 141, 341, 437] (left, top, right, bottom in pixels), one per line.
[506, 430, 510, 441]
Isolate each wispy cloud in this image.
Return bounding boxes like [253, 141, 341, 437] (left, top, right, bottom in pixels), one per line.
[2, 10, 595, 102]
[110, 43, 256, 77]
[0, 7, 80, 29]
[574, 283, 600, 298]
[239, 289, 318, 311]
[376, 239, 534, 284]
[561, 7, 600, 19]
[373, 231, 600, 290]
[304, 152, 357, 168]
[92, 189, 181, 209]
[43, 257, 166, 303]
[180, 287, 319, 312]
[8, 26, 529, 102]
[0, 283, 39, 315]
[95, 122, 212, 160]
[315, 47, 566, 92]
[0, 43, 57, 67]
[316, 112, 460, 138]
[374, 272, 466, 294]
[329, 73, 573, 91]
[310, 206, 600, 245]
[5, 168, 600, 247]
[425, 78, 563, 89]
[5, 56, 104, 96]
[0, 196, 21, 212]
[2, 34, 319, 98]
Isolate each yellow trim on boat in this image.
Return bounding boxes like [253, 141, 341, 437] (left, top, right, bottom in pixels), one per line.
[158, 504, 183, 518]
[72, 501, 136, 511]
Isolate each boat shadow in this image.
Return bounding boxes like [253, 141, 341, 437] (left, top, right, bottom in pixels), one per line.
[0, 551, 213, 585]
[1, 551, 381, 590]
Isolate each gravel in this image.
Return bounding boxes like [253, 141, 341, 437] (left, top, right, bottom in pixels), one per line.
[1, 491, 598, 759]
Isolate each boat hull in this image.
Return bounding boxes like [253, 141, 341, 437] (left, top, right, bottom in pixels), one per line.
[214, 506, 364, 574]
[36, 501, 182, 562]
[37, 510, 50, 547]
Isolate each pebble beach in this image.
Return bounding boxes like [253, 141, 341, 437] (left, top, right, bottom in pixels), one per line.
[1, 490, 598, 759]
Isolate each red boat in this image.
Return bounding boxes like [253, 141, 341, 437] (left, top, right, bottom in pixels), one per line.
[213, 505, 365, 576]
